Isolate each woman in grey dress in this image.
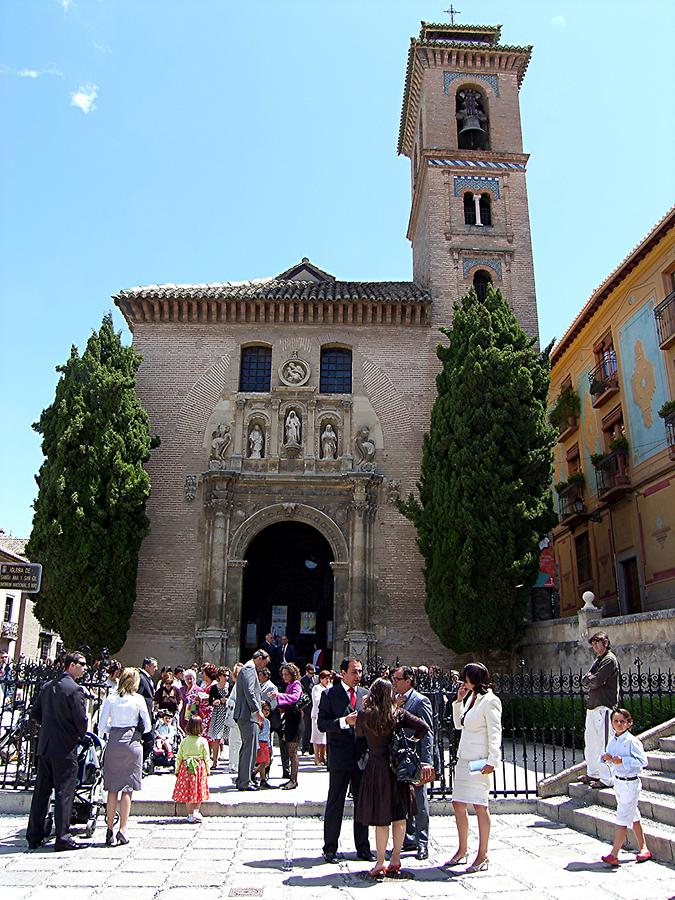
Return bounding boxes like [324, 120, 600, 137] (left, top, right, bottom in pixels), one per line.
[99, 667, 152, 845]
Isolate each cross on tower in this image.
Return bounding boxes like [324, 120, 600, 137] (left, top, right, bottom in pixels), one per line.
[444, 5, 461, 25]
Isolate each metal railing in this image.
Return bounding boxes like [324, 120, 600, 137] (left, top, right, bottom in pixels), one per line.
[0, 660, 109, 790]
[366, 658, 674, 799]
[595, 449, 630, 497]
[654, 289, 675, 347]
[589, 351, 618, 395]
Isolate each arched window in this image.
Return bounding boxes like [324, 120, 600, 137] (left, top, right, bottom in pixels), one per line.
[463, 192, 476, 225]
[473, 269, 492, 302]
[239, 345, 272, 392]
[320, 347, 352, 394]
[456, 87, 489, 150]
[479, 193, 492, 227]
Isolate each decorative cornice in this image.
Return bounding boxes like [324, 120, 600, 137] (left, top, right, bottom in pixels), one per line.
[444, 71, 499, 96]
[429, 157, 525, 171]
[453, 175, 501, 198]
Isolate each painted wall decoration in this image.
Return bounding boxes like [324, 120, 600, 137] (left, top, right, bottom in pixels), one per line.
[617, 299, 669, 464]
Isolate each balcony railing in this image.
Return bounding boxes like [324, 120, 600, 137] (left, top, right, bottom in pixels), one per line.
[665, 410, 675, 460]
[595, 449, 631, 500]
[654, 289, 675, 349]
[589, 351, 619, 406]
[1, 621, 18, 640]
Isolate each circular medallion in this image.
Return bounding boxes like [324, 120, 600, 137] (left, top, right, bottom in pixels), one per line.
[279, 356, 311, 387]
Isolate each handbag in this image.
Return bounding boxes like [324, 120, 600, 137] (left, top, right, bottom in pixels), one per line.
[389, 718, 421, 784]
[296, 692, 312, 712]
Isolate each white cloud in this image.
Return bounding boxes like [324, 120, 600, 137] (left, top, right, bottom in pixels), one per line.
[1, 64, 64, 79]
[551, 15, 566, 28]
[60, 0, 73, 11]
[71, 83, 98, 114]
[19, 69, 39, 78]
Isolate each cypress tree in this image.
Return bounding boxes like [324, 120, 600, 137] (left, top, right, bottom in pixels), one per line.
[26, 314, 158, 655]
[399, 287, 556, 654]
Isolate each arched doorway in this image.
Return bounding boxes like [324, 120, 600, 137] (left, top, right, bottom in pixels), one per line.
[240, 522, 334, 669]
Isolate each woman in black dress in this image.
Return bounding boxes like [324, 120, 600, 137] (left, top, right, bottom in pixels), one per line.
[355, 678, 431, 878]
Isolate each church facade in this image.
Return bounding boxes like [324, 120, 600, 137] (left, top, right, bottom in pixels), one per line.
[115, 23, 540, 668]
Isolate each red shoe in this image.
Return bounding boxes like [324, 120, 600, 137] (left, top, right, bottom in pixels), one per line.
[386, 863, 402, 877]
[366, 866, 386, 879]
[635, 850, 652, 863]
[601, 854, 620, 867]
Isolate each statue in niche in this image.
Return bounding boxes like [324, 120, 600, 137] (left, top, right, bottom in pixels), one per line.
[248, 424, 264, 459]
[210, 423, 231, 462]
[354, 425, 376, 465]
[285, 410, 301, 445]
[321, 423, 338, 459]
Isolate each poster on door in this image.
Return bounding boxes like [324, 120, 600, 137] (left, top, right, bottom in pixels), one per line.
[245, 622, 257, 647]
[271, 605, 287, 638]
[300, 611, 316, 635]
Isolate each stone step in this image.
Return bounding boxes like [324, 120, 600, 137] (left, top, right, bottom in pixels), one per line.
[537, 795, 675, 864]
[660, 736, 675, 753]
[641, 769, 675, 797]
[647, 751, 675, 773]
[569, 782, 675, 828]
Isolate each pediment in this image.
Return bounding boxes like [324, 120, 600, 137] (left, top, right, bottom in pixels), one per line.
[275, 257, 335, 283]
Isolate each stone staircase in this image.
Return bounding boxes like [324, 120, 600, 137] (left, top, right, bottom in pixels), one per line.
[537, 726, 675, 864]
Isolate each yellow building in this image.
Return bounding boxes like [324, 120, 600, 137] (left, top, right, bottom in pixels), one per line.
[550, 207, 675, 617]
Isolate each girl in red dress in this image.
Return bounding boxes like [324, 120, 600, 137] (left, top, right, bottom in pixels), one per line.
[173, 716, 211, 822]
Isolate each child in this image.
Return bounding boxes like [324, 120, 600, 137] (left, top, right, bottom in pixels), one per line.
[173, 715, 211, 822]
[600, 708, 651, 865]
[154, 712, 176, 758]
[255, 701, 272, 788]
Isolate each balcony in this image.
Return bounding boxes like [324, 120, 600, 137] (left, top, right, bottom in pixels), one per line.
[665, 410, 675, 460]
[589, 352, 619, 408]
[654, 289, 675, 349]
[594, 449, 631, 502]
[1, 621, 18, 640]
[548, 388, 581, 442]
[557, 483, 589, 529]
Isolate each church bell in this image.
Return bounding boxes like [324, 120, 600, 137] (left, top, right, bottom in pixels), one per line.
[458, 115, 487, 145]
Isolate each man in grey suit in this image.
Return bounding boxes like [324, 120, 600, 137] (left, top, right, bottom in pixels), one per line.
[393, 665, 434, 860]
[234, 649, 270, 791]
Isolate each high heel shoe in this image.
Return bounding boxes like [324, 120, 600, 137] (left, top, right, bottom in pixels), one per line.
[465, 857, 488, 873]
[116, 832, 129, 845]
[443, 853, 467, 867]
[105, 828, 114, 847]
[280, 780, 298, 790]
[366, 866, 387, 879]
[385, 863, 402, 877]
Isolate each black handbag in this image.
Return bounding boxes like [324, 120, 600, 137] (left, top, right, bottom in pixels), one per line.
[389, 718, 421, 784]
[296, 692, 312, 712]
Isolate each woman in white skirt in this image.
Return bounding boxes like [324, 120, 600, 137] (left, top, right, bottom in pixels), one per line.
[99, 667, 152, 846]
[445, 663, 502, 873]
[310, 670, 331, 766]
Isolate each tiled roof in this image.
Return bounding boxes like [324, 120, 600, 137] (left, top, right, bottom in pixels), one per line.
[0, 536, 28, 561]
[551, 205, 675, 364]
[114, 279, 431, 304]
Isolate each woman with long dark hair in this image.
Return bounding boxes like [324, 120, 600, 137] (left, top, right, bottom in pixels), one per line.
[444, 662, 502, 873]
[355, 678, 432, 879]
[276, 662, 303, 790]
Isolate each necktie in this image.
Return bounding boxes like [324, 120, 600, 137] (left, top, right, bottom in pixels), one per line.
[349, 687, 356, 710]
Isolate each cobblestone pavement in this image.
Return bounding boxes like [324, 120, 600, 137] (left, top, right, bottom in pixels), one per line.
[1, 812, 673, 899]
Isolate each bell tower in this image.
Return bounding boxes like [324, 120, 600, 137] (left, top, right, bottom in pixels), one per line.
[399, 22, 539, 336]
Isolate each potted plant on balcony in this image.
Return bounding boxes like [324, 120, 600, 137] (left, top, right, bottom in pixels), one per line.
[554, 479, 568, 494]
[549, 387, 581, 432]
[609, 435, 629, 454]
[567, 470, 586, 487]
[589, 377, 605, 396]
[590, 451, 607, 468]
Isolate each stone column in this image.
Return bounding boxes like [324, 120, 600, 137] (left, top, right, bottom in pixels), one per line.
[196, 498, 231, 664]
[223, 558, 248, 666]
[340, 398, 353, 471]
[473, 192, 483, 226]
[270, 398, 280, 458]
[345, 479, 373, 658]
[329, 561, 350, 660]
[577, 590, 600, 644]
[306, 399, 317, 465]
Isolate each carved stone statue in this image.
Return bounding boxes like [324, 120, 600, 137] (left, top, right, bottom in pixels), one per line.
[321, 423, 338, 460]
[210, 423, 231, 461]
[248, 424, 264, 459]
[285, 410, 301, 445]
[354, 425, 376, 465]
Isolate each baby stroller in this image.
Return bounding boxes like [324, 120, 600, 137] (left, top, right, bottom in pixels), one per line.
[150, 709, 182, 773]
[44, 732, 106, 839]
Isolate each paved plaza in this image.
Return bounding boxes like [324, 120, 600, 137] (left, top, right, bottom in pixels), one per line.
[0, 810, 673, 900]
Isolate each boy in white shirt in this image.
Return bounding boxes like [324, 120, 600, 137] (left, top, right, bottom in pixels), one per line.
[154, 712, 177, 758]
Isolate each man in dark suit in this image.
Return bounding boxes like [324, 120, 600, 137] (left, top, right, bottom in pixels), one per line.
[393, 665, 435, 859]
[138, 656, 157, 720]
[318, 657, 373, 863]
[26, 652, 89, 851]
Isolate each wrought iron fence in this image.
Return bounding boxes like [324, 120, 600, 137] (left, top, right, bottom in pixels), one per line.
[365, 657, 675, 799]
[0, 659, 109, 790]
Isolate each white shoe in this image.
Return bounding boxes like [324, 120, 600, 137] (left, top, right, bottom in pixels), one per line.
[186, 814, 195, 823]
[192, 810, 203, 822]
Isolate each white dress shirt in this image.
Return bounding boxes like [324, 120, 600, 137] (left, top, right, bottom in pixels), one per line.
[99, 691, 152, 738]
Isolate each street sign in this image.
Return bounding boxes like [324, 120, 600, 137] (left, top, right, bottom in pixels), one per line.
[0, 562, 42, 593]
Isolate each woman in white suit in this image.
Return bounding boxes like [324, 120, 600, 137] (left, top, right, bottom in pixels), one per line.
[445, 663, 502, 873]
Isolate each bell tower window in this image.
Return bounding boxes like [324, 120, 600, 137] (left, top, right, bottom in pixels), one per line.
[464, 192, 492, 226]
[479, 193, 492, 226]
[473, 269, 492, 301]
[456, 88, 489, 150]
[463, 192, 476, 225]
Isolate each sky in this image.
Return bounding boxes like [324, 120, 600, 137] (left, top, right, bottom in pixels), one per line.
[2, 0, 675, 538]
